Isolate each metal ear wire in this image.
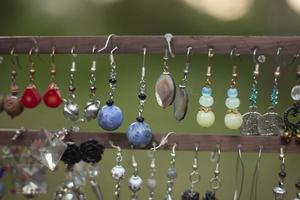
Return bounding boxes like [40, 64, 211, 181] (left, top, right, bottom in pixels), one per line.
[233, 144, 245, 200]
[230, 47, 240, 62]
[189, 144, 200, 193]
[151, 131, 175, 151]
[164, 33, 175, 58]
[51, 46, 55, 64]
[250, 145, 263, 200]
[110, 46, 118, 64]
[98, 34, 115, 53]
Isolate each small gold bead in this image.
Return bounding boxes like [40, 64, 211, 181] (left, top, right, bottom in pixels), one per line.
[281, 131, 291, 144]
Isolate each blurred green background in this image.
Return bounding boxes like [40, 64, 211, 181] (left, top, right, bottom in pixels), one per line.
[1, 0, 300, 199]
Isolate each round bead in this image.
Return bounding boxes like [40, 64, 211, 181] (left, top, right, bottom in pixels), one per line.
[227, 88, 238, 97]
[127, 121, 152, 148]
[128, 175, 143, 192]
[197, 110, 215, 128]
[225, 97, 240, 109]
[201, 87, 212, 96]
[147, 178, 157, 191]
[291, 85, 300, 101]
[111, 165, 125, 180]
[167, 167, 177, 179]
[199, 96, 214, 107]
[97, 105, 123, 131]
[224, 112, 243, 130]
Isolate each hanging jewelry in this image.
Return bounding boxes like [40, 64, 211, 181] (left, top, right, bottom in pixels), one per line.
[110, 142, 125, 200]
[63, 47, 80, 122]
[164, 143, 177, 200]
[224, 48, 243, 130]
[155, 33, 176, 108]
[43, 47, 63, 108]
[174, 47, 192, 122]
[258, 48, 285, 136]
[97, 46, 123, 131]
[20, 48, 42, 108]
[127, 48, 152, 148]
[83, 46, 101, 121]
[3, 48, 24, 118]
[181, 145, 200, 200]
[241, 48, 265, 135]
[197, 48, 215, 128]
[233, 145, 244, 200]
[250, 146, 263, 200]
[147, 143, 157, 200]
[273, 147, 287, 200]
[292, 177, 300, 200]
[128, 148, 143, 200]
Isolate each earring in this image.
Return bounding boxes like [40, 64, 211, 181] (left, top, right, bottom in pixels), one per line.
[224, 48, 243, 130]
[241, 48, 265, 135]
[127, 48, 152, 148]
[20, 48, 42, 108]
[164, 144, 177, 200]
[97, 46, 123, 131]
[147, 143, 157, 200]
[128, 147, 143, 200]
[155, 33, 176, 108]
[197, 48, 215, 128]
[174, 47, 192, 122]
[83, 46, 101, 121]
[273, 147, 287, 200]
[3, 48, 24, 118]
[250, 146, 263, 200]
[292, 177, 300, 200]
[43, 47, 63, 108]
[233, 145, 245, 200]
[258, 48, 285, 136]
[181, 145, 200, 200]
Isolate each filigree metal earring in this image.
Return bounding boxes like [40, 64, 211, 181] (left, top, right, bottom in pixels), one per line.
[128, 148, 143, 200]
[292, 178, 300, 200]
[164, 144, 177, 200]
[224, 48, 243, 130]
[197, 48, 215, 128]
[174, 47, 192, 122]
[43, 47, 63, 108]
[273, 147, 287, 200]
[97, 46, 123, 131]
[241, 48, 265, 135]
[3, 48, 24, 118]
[258, 48, 285, 136]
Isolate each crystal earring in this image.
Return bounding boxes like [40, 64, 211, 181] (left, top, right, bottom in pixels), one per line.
[174, 47, 192, 122]
[83, 46, 101, 121]
[273, 147, 287, 200]
[250, 146, 263, 200]
[224, 48, 243, 130]
[197, 48, 215, 128]
[128, 147, 143, 200]
[155, 33, 176, 108]
[241, 48, 265, 135]
[181, 145, 200, 200]
[3, 48, 24, 118]
[164, 143, 177, 200]
[258, 48, 285, 136]
[110, 142, 125, 200]
[292, 178, 300, 200]
[43, 47, 63, 108]
[20, 48, 42, 109]
[97, 46, 123, 131]
[233, 145, 244, 200]
[127, 48, 152, 148]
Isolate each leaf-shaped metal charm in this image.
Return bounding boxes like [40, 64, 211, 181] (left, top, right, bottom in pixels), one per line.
[174, 87, 188, 122]
[155, 73, 176, 108]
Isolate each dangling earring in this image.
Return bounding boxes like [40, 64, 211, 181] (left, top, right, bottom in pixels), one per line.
[258, 48, 285, 136]
[3, 48, 24, 118]
[292, 177, 300, 200]
[181, 145, 200, 200]
[273, 147, 287, 200]
[20, 47, 42, 108]
[128, 147, 143, 200]
[43, 47, 63, 108]
[127, 48, 152, 148]
[164, 143, 177, 200]
[147, 143, 157, 200]
[97, 46, 123, 131]
[174, 47, 192, 122]
[250, 146, 263, 200]
[233, 145, 245, 200]
[197, 48, 215, 128]
[155, 33, 176, 108]
[224, 48, 243, 130]
[241, 48, 265, 135]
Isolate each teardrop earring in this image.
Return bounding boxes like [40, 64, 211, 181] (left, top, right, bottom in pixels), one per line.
[224, 48, 243, 130]
[43, 47, 63, 108]
[197, 48, 215, 128]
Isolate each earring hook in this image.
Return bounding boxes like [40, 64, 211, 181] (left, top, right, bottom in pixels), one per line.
[98, 34, 115, 53]
[110, 46, 118, 65]
[51, 46, 55, 65]
[109, 141, 121, 152]
[230, 47, 240, 64]
[186, 46, 192, 63]
[10, 48, 17, 66]
[151, 131, 175, 151]
[164, 33, 175, 58]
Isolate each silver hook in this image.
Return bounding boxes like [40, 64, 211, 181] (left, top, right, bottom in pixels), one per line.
[51, 46, 55, 65]
[151, 131, 175, 151]
[253, 47, 266, 65]
[230, 47, 240, 64]
[211, 144, 221, 163]
[98, 34, 115, 53]
[110, 46, 118, 65]
[164, 33, 175, 58]
[71, 46, 77, 60]
[186, 46, 192, 63]
[110, 141, 121, 152]
[141, 48, 147, 80]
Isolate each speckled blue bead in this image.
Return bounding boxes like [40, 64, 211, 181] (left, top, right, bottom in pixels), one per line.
[127, 121, 152, 148]
[202, 86, 212, 96]
[97, 105, 123, 131]
[227, 88, 238, 97]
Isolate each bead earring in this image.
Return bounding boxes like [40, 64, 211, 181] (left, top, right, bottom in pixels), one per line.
[181, 145, 200, 200]
[97, 46, 123, 131]
[273, 147, 287, 200]
[147, 143, 157, 200]
[127, 48, 152, 148]
[241, 48, 265, 135]
[258, 48, 285, 136]
[128, 148, 143, 200]
[197, 48, 215, 128]
[224, 48, 243, 130]
[3, 48, 24, 118]
[164, 143, 177, 200]
[43, 47, 63, 108]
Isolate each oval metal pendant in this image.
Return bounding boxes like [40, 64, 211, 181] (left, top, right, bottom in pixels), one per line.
[258, 112, 285, 136]
[155, 73, 176, 108]
[240, 111, 262, 136]
[174, 87, 188, 122]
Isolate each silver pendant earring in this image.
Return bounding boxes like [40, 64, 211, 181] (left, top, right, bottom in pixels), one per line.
[164, 144, 177, 200]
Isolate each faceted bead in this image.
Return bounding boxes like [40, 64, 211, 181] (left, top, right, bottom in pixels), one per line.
[291, 85, 300, 101]
[225, 97, 240, 109]
[197, 110, 215, 128]
[199, 96, 214, 107]
[227, 88, 238, 97]
[201, 87, 212, 96]
[224, 112, 243, 130]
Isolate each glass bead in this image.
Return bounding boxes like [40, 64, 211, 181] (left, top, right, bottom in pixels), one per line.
[225, 97, 240, 109]
[199, 96, 214, 107]
[291, 85, 300, 101]
[201, 87, 212, 96]
[224, 112, 243, 130]
[196, 110, 215, 128]
[167, 167, 177, 179]
[227, 88, 238, 97]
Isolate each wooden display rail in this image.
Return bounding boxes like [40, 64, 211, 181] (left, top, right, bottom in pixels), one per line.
[0, 36, 300, 55]
[1, 129, 299, 153]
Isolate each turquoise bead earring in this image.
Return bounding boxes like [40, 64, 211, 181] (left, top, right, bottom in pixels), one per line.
[197, 48, 215, 128]
[224, 48, 243, 130]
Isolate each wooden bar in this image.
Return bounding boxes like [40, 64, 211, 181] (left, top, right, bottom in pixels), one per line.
[0, 36, 299, 55]
[1, 129, 299, 153]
